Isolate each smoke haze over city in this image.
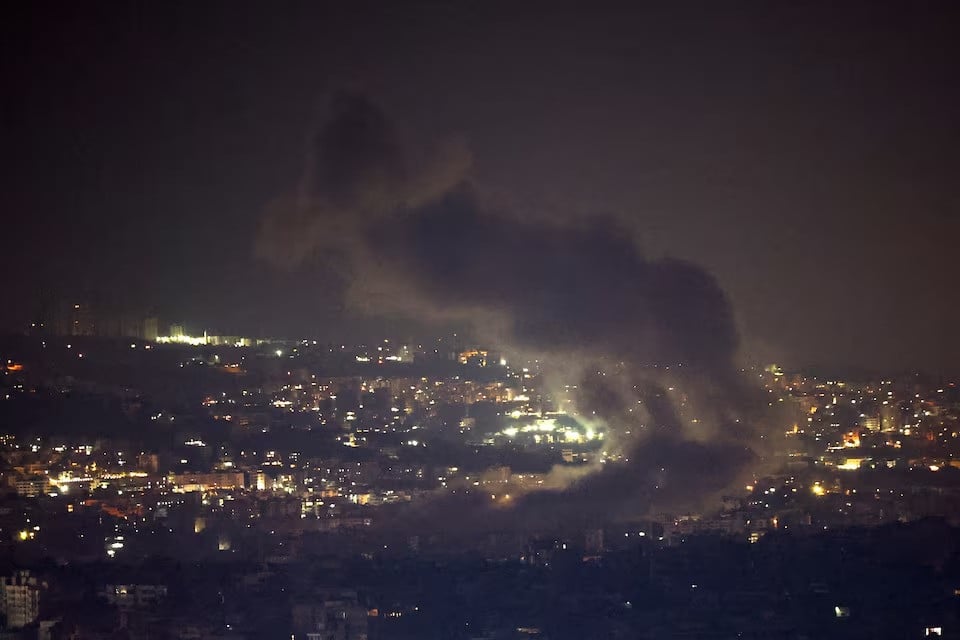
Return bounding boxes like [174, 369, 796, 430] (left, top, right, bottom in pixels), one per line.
[2, 3, 960, 639]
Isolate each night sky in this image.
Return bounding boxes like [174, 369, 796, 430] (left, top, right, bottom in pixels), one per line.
[3, 1, 958, 373]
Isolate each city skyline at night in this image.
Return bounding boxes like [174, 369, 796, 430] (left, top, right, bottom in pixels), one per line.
[2, 3, 960, 638]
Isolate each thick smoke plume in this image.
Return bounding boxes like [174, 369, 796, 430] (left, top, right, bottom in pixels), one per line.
[256, 92, 471, 271]
[257, 92, 764, 532]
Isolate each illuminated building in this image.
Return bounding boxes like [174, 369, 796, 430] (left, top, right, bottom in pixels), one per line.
[206, 335, 253, 347]
[14, 476, 48, 497]
[837, 458, 865, 471]
[457, 348, 488, 366]
[168, 472, 245, 492]
[155, 323, 210, 345]
[0, 571, 43, 629]
[842, 431, 861, 448]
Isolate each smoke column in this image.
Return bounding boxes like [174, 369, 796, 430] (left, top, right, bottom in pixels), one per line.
[257, 92, 765, 532]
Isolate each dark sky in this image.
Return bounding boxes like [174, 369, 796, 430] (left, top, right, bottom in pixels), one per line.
[3, 1, 958, 373]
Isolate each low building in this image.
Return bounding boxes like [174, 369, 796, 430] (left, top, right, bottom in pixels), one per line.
[101, 584, 168, 610]
[167, 472, 245, 492]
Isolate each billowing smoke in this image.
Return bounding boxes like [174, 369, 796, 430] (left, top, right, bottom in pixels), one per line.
[256, 92, 471, 271]
[257, 92, 764, 532]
